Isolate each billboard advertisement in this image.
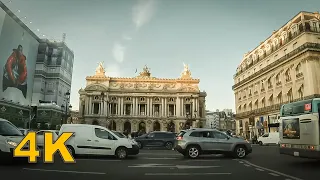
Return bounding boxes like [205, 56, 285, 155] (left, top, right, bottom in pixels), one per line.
[0, 7, 39, 106]
[282, 118, 300, 139]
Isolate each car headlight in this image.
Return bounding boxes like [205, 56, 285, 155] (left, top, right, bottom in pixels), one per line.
[7, 140, 18, 147]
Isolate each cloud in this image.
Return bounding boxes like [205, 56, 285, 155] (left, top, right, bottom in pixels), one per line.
[122, 34, 132, 40]
[105, 64, 121, 77]
[132, 0, 157, 29]
[112, 42, 126, 63]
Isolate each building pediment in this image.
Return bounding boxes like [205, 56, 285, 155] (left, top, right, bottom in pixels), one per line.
[84, 84, 108, 92]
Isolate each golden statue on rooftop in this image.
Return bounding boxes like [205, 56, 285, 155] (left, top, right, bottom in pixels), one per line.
[94, 62, 106, 77]
[181, 62, 192, 79]
[137, 65, 151, 78]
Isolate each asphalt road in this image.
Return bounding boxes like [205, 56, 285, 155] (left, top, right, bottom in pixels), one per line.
[0, 145, 319, 180]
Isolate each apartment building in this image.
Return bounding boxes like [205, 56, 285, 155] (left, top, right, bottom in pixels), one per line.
[232, 11, 320, 139]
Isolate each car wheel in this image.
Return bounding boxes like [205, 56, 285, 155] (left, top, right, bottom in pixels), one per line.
[233, 146, 247, 159]
[116, 147, 128, 159]
[258, 141, 263, 146]
[137, 141, 143, 149]
[186, 146, 200, 159]
[165, 142, 173, 150]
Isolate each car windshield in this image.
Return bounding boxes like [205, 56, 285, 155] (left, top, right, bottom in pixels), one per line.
[0, 121, 24, 136]
[113, 131, 126, 138]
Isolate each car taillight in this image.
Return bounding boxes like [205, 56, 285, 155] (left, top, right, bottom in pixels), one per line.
[176, 136, 183, 140]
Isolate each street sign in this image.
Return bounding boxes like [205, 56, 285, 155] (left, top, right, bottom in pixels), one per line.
[128, 164, 220, 169]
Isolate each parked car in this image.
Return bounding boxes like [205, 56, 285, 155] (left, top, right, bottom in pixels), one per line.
[36, 130, 59, 148]
[0, 118, 27, 163]
[257, 132, 280, 146]
[135, 131, 176, 150]
[59, 124, 139, 159]
[18, 128, 31, 135]
[174, 128, 252, 159]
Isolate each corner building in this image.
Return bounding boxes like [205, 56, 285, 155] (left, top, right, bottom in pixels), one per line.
[232, 11, 320, 139]
[78, 64, 207, 133]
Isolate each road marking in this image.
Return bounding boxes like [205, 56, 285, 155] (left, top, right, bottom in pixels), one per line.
[142, 157, 178, 160]
[239, 161, 244, 163]
[269, 173, 280, 176]
[76, 159, 121, 162]
[256, 168, 264, 171]
[23, 168, 106, 175]
[244, 164, 251, 167]
[128, 164, 220, 169]
[145, 173, 231, 176]
[139, 153, 181, 156]
[185, 159, 220, 162]
[234, 160, 303, 180]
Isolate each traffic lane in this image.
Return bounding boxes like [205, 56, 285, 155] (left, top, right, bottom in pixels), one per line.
[248, 145, 320, 179]
[17, 157, 286, 180]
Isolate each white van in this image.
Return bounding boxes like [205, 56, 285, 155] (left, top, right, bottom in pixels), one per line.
[257, 132, 280, 145]
[0, 118, 26, 163]
[59, 124, 139, 159]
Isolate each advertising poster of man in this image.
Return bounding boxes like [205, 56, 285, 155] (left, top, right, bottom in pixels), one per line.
[2, 45, 28, 98]
[0, 8, 39, 106]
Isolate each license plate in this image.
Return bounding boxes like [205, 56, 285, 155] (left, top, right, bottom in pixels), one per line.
[293, 152, 299, 156]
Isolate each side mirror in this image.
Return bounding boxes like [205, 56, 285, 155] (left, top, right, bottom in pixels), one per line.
[227, 136, 230, 140]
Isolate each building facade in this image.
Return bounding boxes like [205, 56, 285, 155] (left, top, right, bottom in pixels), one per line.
[205, 111, 219, 129]
[31, 38, 74, 128]
[32, 38, 74, 106]
[78, 63, 207, 133]
[233, 11, 320, 139]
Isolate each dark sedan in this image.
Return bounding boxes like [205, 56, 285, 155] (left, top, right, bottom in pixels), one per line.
[134, 131, 176, 150]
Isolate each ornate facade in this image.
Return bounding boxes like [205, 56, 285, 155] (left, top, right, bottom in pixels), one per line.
[232, 11, 320, 139]
[78, 63, 206, 133]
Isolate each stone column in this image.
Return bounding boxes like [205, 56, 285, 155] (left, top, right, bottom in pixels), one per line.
[161, 98, 164, 117]
[117, 98, 120, 116]
[174, 105, 176, 116]
[147, 98, 150, 116]
[85, 96, 89, 115]
[88, 96, 92, 115]
[164, 98, 167, 117]
[192, 98, 196, 117]
[136, 98, 139, 115]
[132, 98, 135, 116]
[149, 98, 153, 116]
[176, 97, 180, 117]
[121, 97, 124, 116]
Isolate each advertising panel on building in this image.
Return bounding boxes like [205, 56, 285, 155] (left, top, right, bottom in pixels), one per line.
[0, 6, 39, 106]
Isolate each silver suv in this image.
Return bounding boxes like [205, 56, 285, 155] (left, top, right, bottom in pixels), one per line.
[174, 128, 252, 159]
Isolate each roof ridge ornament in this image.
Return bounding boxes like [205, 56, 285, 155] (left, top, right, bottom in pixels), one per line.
[94, 61, 106, 77]
[180, 63, 192, 79]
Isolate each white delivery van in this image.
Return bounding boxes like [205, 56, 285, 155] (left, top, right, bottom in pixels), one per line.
[59, 124, 139, 159]
[257, 132, 280, 145]
[0, 118, 27, 163]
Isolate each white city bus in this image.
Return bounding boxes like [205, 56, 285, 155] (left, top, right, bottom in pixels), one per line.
[279, 98, 320, 159]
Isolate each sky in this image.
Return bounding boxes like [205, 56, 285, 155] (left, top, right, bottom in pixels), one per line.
[3, 0, 320, 112]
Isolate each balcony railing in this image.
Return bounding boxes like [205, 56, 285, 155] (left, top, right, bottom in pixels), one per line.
[233, 42, 320, 90]
[235, 94, 320, 119]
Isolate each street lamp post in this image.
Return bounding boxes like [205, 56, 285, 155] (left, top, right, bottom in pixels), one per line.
[61, 90, 72, 125]
[101, 92, 116, 130]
